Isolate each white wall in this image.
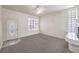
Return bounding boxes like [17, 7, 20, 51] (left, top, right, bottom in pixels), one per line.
[2, 8, 40, 41]
[0, 6, 3, 49]
[2, 7, 72, 41]
[40, 10, 68, 39]
[77, 6, 79, 24]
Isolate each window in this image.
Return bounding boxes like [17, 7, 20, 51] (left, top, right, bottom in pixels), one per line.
[68, 7, 77, 34]
[28, 17, 39, 31]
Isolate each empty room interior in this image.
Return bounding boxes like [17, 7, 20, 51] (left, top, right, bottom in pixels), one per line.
[0, 5, 79, 53]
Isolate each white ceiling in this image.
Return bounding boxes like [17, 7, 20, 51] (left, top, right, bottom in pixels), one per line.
[3, 5, 74, 16]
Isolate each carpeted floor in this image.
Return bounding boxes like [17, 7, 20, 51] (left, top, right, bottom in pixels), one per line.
[0, 33, 72, 53]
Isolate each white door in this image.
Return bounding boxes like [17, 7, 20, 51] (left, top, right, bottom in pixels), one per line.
[7, 20, 18, 40]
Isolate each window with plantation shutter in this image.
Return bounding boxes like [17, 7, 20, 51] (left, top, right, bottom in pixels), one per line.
[68, 7, 77, 34]
[28, 17, 39, 31]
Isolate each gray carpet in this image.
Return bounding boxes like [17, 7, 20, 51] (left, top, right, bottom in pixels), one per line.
[0, 33, 72, 53]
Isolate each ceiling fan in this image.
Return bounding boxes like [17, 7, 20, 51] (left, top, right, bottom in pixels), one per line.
[31, 5, 45, 14]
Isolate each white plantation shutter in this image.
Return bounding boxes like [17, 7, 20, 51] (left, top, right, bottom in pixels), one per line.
[28, 17, 39, 31]
[68, 7, 77, 34]
[68, 7, 78, 40]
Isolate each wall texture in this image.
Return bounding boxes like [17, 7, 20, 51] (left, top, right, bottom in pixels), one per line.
[40, 10, 68, 39]
[0, 6, 3, 49]
[2, 8, 39, 41]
